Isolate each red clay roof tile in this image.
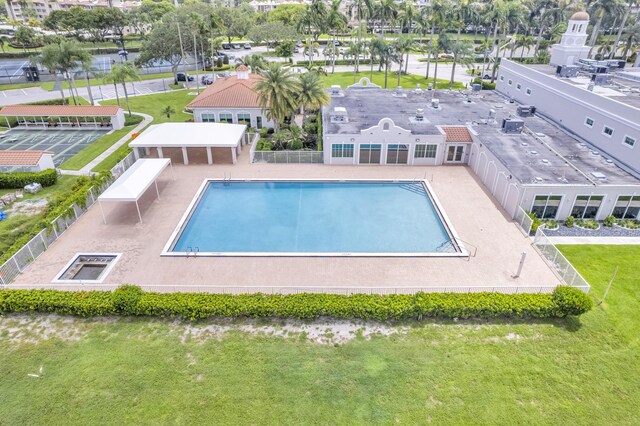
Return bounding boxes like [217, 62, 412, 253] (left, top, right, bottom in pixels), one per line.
[0, 150, 53, 166]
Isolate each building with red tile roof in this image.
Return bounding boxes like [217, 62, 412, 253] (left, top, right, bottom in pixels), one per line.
[0, 150, 55, 172]
[0, 105, 126, 130]
[187, 68, 274, 129]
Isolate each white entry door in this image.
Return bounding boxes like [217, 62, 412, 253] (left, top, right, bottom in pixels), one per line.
[446, 145, 465, 163]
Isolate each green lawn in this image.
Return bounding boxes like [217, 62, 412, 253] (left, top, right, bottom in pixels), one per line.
[0, 245, 639, 424]
[58, 126, 135, 171]
[101, 90, 195, 123]
[323, 71, 465, 90]
[90, 90, 196, 171]
[0, 175, 78, 253]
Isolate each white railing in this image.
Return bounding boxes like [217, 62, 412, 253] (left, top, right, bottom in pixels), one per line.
[3, 284, 560, 294]
[249, 136, 324, 164]
[514, 206, 533, 236]
[0, 154, 137, 286]
[532, 227, 590, 293]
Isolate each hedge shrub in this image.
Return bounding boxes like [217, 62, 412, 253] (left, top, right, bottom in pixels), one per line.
[0, 168, 58, 189]
[0, 286, 592, 320]
[0, 172, 111, 265]
[124, 114, 144, 126]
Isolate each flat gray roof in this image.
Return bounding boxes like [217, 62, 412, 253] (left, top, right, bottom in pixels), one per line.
[526, 64, 640, 109]
[324, 88, 640, 186]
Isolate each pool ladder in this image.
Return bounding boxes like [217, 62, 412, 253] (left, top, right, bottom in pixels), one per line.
[223, 172, 231, 185]
[186, 246, 200, 258]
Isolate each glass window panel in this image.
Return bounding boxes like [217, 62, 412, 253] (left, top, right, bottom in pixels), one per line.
[425, 145, 437, 158]
[202, 113, 215, 122]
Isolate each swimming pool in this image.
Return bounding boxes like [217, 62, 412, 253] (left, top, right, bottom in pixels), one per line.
[164, 180, 464, 256]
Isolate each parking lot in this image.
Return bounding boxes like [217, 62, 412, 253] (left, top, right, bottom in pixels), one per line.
[0, 128, 109, 166]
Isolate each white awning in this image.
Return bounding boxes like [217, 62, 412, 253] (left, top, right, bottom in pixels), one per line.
[97, 159, 172, 224]
[129, 123, 246, 148]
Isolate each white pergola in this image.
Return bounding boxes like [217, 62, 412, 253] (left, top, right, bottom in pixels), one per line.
[97, 159, 174, 224]
[129, 122, 247, 165]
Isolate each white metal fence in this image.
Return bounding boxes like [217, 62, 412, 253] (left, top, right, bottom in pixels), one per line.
[4, 284, 560, 294]
[249, 136, 324, 164]
[532, 227, 590, 293]
[0, 152, 137, 286]
[514, 206, 534, 236]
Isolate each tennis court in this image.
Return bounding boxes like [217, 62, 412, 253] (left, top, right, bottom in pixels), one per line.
[0, 129, 109, 166]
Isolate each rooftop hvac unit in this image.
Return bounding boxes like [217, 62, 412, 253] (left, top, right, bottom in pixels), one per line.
[502, 118, 524, 134]
[557, 65, 580, 78]
[595, 66, 609, 74]
[516, 105, 536, 117]
[472, 83, 482, 92]
[591, 73, 613, 85]
[431, 99, 440, 109]
[617, 60, 626, 69]
[330, 85, 341, 95]
[415, 108, 425, 121]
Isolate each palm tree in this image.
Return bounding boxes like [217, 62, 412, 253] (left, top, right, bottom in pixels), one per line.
[622, 15, 640, 59]
[398, 1, 419, 73]
[39, 40, 85, 105]
[104, 63, 140, 116]
[236, 54, 268, 73]
[326, 0, 347, 74]
[376, 0, 397, 36]
[392, 35, 414, 88]
[255, 63, 300, 131]
[349, 0, 374, 74]
[162, 106, 176, 119]
[516, 34, 535, 61]
[610, 0, 634, 59]
[76, 50, 98, 105]
[449, 40, 475, 89]
[425, 0, 451, 80]
[588, 0, 626, 56]
[369, 36, 388, 80]
[297, 72, 329, 115]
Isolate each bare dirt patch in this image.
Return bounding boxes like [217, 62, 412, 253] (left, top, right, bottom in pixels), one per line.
[6, 198, 48, 217]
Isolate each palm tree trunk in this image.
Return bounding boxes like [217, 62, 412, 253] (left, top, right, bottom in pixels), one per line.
[121, 82, 132, 116]
[426, 24, 434, 78]
[397, 59, 402, 87]
[491, 27, 502, 83]
[449, 56, 456, 89]
[533, 16, 545, 55]
[113, 82, 120, 106]
[433, 56, 438, 89]
[332, 31, 337, 74]
[384, 60, 389, 88]
[85, 73, 94, 105]
[610, 5, 631, 59]
[589, 14, 604, 57]
[66, 72, 77, 105]
[370, 52, 374, 80]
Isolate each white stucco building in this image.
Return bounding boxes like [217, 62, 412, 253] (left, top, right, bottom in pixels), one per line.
[187, 66, 274, 130]
[323, 79, 640, 222]
[550, 11, 591, 67]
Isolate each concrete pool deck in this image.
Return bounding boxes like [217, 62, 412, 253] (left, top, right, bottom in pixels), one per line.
[13, 156, 561, 292]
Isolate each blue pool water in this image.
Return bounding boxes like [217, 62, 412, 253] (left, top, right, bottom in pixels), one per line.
[171, 181, 457, 254]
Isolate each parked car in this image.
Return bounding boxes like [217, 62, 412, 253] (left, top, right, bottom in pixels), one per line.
[293, 47, 300, 53]
[296, 41, 303, 47]
[244, 43, 251, 49]
[334, 40, 340, 46]
[176, 72, 194, 82]
[232, 43, 241, 49]
[201, 75, 214, 85]
[222, 43, 231, 50]
[217, 72, 230, 78]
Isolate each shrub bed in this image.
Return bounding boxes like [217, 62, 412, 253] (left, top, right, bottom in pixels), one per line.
[0, 286, 592, 320]
[0, 168, 57, 189]
[124, 114, 144, 126]
[296, 59, 380, 67]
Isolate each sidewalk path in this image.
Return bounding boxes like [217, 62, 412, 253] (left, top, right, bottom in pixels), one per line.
[546, 236, 640, 245]
[78, 112, 153, 174]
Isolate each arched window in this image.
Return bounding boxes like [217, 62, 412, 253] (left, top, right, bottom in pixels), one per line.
[383, 122, 390, 131]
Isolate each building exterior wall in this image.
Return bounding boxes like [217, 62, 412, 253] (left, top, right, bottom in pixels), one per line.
[186, 147, 209, 165]
[322, 117, 449, 166]
[37, 154, 55, 171]
[5, 0, 140, 22]
[111, 109, 125, 130]
[192, 108, 274, 129]
[496, 60, 640, 177]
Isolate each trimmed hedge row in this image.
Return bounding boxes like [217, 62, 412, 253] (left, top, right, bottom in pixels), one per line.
[0, 168, 58, 189]
[0, 286, 593, 320]
[296, 59, 380, 67]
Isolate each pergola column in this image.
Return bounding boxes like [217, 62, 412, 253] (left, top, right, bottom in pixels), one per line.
[133, 147, 140, 160]
[231, 147, 237, 165]
[182, 146, 189, 165]
[157, 147, 164, 158]
[206, 146, 213, 165]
